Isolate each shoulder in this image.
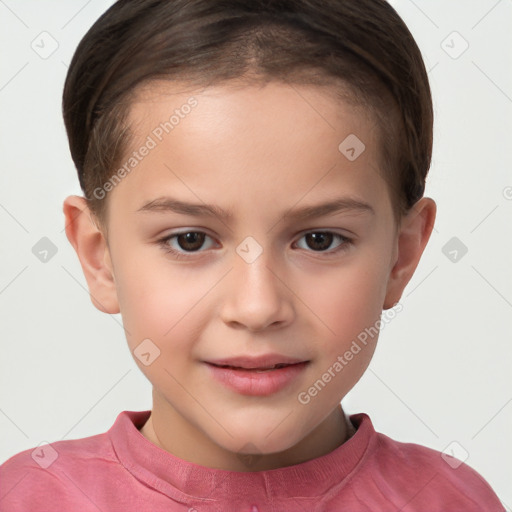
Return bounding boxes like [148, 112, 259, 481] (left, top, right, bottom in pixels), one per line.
[361, 430, 504, 511]
[0, 431, 118, 511]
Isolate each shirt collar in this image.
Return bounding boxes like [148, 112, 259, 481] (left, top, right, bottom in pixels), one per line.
[109, 409, 375, 504]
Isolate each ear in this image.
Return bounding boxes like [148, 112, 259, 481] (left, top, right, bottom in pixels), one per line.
[383, 197, 437, 309]
[62, 195, 120, 314]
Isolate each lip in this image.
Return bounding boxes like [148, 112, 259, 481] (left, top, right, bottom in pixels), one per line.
[204, 360, 310, 396]
[205, 353, 308, 370]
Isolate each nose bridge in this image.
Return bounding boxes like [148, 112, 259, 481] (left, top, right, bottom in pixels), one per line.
[220, 234, 293, 331]
[236, 240, 276, 294]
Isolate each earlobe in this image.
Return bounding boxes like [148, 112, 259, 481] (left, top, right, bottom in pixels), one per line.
[62, 195, 120, 314]
[383, 197, 437, 309]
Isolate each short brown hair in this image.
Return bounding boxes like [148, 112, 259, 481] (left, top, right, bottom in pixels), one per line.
[62, 0, 433, 233]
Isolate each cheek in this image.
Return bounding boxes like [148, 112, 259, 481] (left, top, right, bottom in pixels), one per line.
[311, 260, 386, 322]
[301, 255, 389, 358]
[114, 254, 211, 351]
[114, 260, 213, 391]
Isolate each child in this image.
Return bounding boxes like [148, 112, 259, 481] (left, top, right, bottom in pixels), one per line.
[0, 0, 505, 510]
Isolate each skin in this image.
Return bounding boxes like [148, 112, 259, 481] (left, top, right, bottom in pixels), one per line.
[63, 80, 436, 471]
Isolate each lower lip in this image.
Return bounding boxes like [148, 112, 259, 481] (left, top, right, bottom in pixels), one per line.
[204, 362, 309, 396]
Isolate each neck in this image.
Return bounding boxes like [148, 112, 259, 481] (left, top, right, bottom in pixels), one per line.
[139, 398, 354, 472]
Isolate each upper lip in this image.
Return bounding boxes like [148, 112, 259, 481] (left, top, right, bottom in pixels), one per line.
[205, 354, 309, 370]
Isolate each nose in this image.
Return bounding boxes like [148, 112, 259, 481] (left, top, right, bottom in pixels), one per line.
[219, 243, 294, 332]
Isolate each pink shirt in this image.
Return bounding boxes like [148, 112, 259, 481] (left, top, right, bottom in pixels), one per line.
[0, 410, 504, 511]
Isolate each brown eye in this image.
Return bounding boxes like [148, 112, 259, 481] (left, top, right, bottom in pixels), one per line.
[176, 232, 206, 251]
[295, 231, 352, 254]
[304, 232, 334, 251]
[158, 231, 216, 256]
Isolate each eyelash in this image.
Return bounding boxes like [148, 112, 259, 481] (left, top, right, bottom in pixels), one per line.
[156, 230, 353, 260]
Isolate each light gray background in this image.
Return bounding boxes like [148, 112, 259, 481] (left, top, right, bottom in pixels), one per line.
[1, 0, 511, 507]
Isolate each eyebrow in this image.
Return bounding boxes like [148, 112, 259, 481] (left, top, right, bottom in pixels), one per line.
[136, 195, 375, 221]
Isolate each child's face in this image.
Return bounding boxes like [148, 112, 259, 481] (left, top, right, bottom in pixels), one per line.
[65, 80, 435, 469]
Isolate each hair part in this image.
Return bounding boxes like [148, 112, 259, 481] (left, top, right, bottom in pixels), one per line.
[62, 0, 433, 235]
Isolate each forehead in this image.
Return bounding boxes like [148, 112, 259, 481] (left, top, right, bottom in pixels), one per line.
[129, 78, 370, 136]
[109, 80, 389, 223]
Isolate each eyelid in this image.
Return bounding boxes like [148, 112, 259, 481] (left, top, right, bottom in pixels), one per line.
[294, 225, 356, 239]
[155, 231, 213, 261]
[160, 229, 218, 249]
[293, 231, 352, 253]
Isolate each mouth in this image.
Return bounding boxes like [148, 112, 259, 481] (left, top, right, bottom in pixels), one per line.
[204, 360, 310, 396]
[207, 362, 305, 372]
[204, 353, 309, 370]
